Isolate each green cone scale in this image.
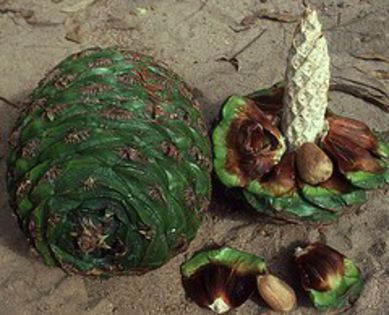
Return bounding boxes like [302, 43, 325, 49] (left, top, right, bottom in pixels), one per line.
[181, 247, 267, 313]
[7, 47, 212, 276]
[323, 114, 389, 190]
[181, 247, 267, 278]
[306, 259, 364, 311]
[295, 243, 364, 311]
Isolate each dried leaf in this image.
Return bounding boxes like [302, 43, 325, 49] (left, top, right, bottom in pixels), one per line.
[17, 9, 34, 20]
[61, 0, 96, 14]
[354, 66, 389, 80]
[370, 70, 389, 80]
[241, 9, 299, 26]
[65, 24, 83, 43]
[240, 15, 258, 26]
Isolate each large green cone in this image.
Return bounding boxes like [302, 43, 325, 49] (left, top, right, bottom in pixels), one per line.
[212, 82, 388, 224]
[7, 47, 212, 276]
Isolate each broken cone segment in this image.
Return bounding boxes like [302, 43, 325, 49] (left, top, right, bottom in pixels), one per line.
[212, 82, 388, 224]
[181, 247, 267, 314]
[212, 7, 388, 224]
[213, 95, 286, 188]
[295, 242, 364, 312]
[324, 113, 388, 189]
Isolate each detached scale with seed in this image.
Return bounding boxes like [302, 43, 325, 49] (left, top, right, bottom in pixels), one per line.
[213, 8, 388, 224]
[7, 48, 212, 276]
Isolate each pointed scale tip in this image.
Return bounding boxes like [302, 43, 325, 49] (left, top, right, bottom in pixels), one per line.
[209, 297, 231, 314]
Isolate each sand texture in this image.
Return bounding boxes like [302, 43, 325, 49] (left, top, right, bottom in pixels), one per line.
[0, 0, 388, 314]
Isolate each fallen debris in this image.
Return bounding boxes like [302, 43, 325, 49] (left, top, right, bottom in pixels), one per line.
[354, 66, 389, 81]
[0, 96, 20, 110]
[241, 8, 299, 26]
[216, 29, 267, 71]
[216, 56, 240, 71]
[0, 7, 34, 22]
[65, 24, 83, 43]
[231, 9, 298, 32]
[351, 52, 389, 63]
[106, 15, 137, 31]
[61, 0, 96, 14]
[369, 70, 389, 80]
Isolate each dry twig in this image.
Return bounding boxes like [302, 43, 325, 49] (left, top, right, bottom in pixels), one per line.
[330, 76, 389, 112]
[0, 96, 21, 110]
[241, 8, 299, 26]
[216, 29, 267, 71]
[178, 0, 208, 24]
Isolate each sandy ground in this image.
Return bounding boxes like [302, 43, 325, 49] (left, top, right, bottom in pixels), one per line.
[0, 0, 388, 314]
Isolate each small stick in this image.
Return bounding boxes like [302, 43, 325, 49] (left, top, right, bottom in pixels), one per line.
[217, 29, 267, 71]
[0, 96, 20, 110]
[231, 28, 267, 60]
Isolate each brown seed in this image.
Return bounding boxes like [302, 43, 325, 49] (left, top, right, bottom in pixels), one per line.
[257, 274, 296, 312]
[296, 142, 333, 185]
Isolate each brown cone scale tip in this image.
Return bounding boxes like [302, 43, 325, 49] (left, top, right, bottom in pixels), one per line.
[225, 100, 285, 185]
[295, 242, 345, 292]
[180, 247, 267, 314]
[183, 263, 257, 313]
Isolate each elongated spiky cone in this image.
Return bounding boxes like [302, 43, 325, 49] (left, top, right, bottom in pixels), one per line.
[7, 47, 212, 276]
[282, 7, 330, 149]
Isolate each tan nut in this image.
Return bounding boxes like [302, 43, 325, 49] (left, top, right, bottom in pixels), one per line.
[257, 274, 296, 312]
[296, 142, 333, 185]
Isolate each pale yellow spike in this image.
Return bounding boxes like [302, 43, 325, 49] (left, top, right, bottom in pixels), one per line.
[282, 7, 330, 149]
